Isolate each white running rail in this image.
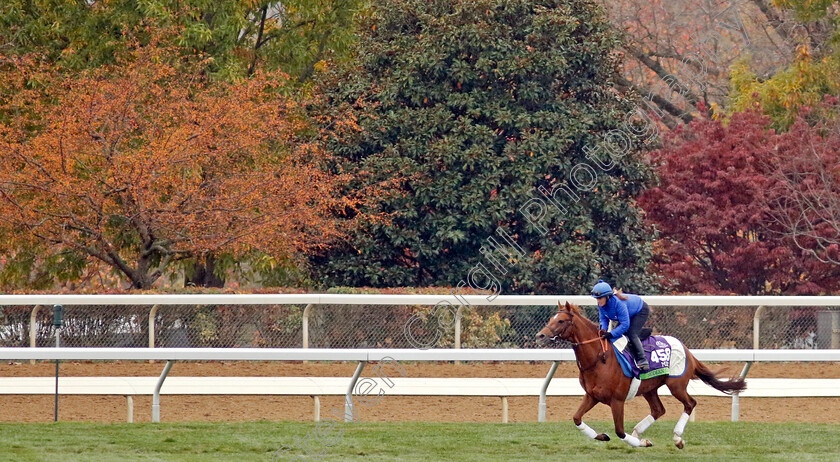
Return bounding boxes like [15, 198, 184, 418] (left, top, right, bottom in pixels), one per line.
[5, 294, 840, 351]
[3, 347, 838, 423]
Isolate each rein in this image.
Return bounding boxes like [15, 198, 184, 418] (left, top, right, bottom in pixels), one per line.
[571, 336, 605, 347]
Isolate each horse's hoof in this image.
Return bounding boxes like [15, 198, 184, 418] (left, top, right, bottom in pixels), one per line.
[675, 439, 685, 450]
[595, 433, 610, 442]
[641, 439, 653, 447]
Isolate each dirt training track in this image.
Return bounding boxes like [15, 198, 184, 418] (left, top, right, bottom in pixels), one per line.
[1, 361, 838, 424]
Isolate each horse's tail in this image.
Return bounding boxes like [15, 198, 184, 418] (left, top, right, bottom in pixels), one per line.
[689, 351, 747, 395]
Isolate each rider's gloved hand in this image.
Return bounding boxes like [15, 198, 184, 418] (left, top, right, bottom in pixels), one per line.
[599, 329, 611, 340]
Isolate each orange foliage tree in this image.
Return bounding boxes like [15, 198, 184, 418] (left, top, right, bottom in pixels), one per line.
[0, 45, 349, 289]
[607, 0, 800, 127]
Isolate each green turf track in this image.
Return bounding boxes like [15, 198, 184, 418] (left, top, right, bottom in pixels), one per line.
[1, 421, 838, 461]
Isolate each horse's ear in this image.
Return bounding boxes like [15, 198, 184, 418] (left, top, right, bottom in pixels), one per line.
[564, 301, 571, 310]
[557, 301, 563, 311]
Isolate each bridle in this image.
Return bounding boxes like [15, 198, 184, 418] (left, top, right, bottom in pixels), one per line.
[544, 309, 602, 346]
[544, 309, 609, 370]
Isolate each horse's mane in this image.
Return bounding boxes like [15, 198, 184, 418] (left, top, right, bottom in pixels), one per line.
[566, 302, 598, 331]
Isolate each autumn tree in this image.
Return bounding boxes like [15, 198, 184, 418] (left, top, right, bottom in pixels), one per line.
[729, 46, 840, 130]
[607, 0, 746, 127]
[639, 109, 840, 294]
[0, 44, 348, 289]
[605, 0, 840, 128]
[762, 100, 840, 266]
[0, 1, 366, 288]
[723, 0, 840, 129]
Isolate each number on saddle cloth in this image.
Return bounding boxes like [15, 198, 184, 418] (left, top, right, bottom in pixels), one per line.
[612, 334, 677, 379]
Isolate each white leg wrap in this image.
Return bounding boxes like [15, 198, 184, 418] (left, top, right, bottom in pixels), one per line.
[622, 434, 642, 447]
[576, 422, 598, 439]
[674, 412, 690, 436]
[633, 414, 655, 436]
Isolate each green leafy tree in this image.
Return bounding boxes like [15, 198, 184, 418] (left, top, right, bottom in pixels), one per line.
[727, 0, 840, 129]
[729, 49, 840, 130]
[0, 0, 362, 80]
[311, 0, 658, 294]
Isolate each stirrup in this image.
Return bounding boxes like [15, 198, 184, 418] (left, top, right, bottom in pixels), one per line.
[636, 359, 650, 372]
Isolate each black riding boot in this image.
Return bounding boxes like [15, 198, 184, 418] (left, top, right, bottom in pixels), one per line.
[629, 334, 650, 372]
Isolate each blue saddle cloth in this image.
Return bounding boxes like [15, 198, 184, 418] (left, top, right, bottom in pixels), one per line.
[613, 335, 673, 380]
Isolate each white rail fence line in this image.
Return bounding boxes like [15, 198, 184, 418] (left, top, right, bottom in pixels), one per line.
[5, 376, 835, 424]
[4, 296, 840, 422]
[2, 347, 839, 423]
[5, 294, 840, 349]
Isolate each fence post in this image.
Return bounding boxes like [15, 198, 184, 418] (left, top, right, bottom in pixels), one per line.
[312, 395, 320, 422]
[148, 304, 159, 363]
[126, 396, 134, 423]
[149, 304, 159, 348]
[753, 305, 765, 349]
[732, 306, 763, 423]
[731, 361, 753, 422]
[302, 304, 313, 364]
[454, 307, 462, 350]
[539, 361, 560, 422]
[153, 360, 174, 423]
[454, 306, 463, 365]
[345, 361, 366, 422]
[29, 305, 42, 365]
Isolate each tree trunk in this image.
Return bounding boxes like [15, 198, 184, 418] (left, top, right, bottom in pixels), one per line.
[185, 254, 226, 288]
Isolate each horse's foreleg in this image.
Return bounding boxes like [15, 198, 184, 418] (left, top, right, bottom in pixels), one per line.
[631, 415, 655, 438]
[631, 391, 666, 446]
[573, 394, 609, 441]
[610, 399, 643, 447]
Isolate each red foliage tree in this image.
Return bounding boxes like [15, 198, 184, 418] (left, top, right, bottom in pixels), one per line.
[639, 109, 840, 294]
[763, 101, 840, 267]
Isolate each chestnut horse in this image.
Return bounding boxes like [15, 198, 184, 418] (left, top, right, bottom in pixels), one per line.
[536, 301, 746, 449]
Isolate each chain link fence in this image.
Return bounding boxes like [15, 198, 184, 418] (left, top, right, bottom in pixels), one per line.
[0, 302, 837, 349]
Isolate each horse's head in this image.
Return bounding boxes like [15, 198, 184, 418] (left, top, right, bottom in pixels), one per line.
[536, 301, 580, 345]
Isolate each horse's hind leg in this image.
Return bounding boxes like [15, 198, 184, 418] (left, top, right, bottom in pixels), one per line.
[573, 393, 610, 442]
[667, 379, 697, 449]
[631, 390, 666, 446]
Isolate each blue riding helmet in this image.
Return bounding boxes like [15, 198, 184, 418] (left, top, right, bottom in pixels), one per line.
[591, 280, 613, 298]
